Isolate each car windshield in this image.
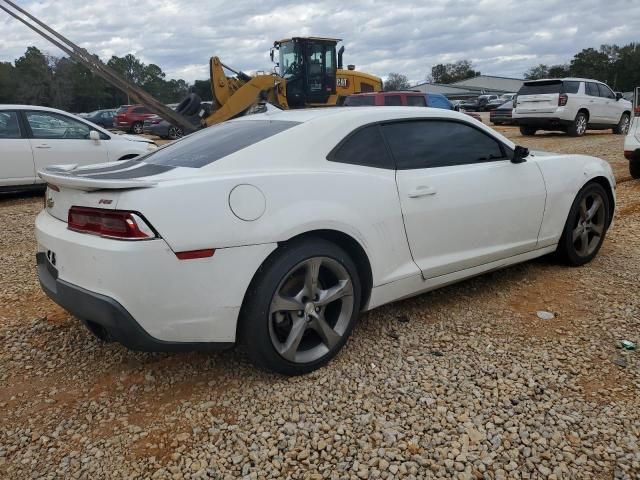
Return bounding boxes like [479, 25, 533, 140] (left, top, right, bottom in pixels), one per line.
[279, 41, 302, 79]
[344, 96, 375, 106]
[116, 106, 129, 114]
[144, 120, 300, 168]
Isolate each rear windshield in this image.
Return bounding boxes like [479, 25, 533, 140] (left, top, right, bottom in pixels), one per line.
[144, 120, 300, 168]
[518, 80, 579, 95]
[344, 96, 375, 106]
[518, 81, 563, 95]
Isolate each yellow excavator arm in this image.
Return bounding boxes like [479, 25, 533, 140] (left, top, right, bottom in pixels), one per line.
[205, 57, 288, 127]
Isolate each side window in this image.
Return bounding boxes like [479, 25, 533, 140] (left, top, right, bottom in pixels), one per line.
[406, 96, 427, 107]
[585, 82, 599, 97]
[382, 120, 507, 170]
[384, 95, 402, 106]
[597, 84, 615, 99]
[102, 111, 113, 118]
[328, 125, 394, 169]
[563, 81, 580, 94]
[133, 107, 149, 114]
[0, 111, 22, 139]
[26, 111, 91, 140]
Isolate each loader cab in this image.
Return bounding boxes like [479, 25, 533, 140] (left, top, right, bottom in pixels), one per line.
[274, 37, 338, 107]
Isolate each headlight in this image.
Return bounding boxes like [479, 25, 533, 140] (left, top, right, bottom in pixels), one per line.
[147, 142, 158, 151]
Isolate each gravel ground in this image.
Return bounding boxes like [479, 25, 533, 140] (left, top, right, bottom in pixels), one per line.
[1, 127, 639, 479]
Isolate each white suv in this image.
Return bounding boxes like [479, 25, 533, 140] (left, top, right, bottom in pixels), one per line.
[513, 78, 632, 137]
[0, 105, 158, 193]
[624, 87, 640, 178]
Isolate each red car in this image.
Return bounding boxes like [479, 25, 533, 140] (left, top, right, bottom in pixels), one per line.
[114, 105, 155, 134]
[343, 91, 427, 107]
[344, 91, 482, 122]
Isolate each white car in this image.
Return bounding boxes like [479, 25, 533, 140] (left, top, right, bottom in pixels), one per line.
[624, 87, 640, 179]
[0, 105, 157, 192]
[35, 107, 615, 375]
[513, 78, 632, 137]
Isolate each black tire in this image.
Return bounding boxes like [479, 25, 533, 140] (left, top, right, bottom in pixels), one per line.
[131, 122, 143, 134]
[240, 238, 362, 375]
[491, 121, 503, 126]
[567, 111, 588, 137]
[612, 113, 630, 135]
[176, 93, 201, 116]
[557, 182, 610, 266]
[520, 125, 537, 136]
[630, 160, 640, 179]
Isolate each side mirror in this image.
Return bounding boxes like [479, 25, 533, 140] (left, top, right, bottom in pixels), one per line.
[512, 145, 529, 164]
[615, 92, 623, 101]
[89, 130, 100, 142]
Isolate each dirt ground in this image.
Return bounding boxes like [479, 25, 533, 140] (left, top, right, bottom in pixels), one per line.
[0, 124, 639, 479]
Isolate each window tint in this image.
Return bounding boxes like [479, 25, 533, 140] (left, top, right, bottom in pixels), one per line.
[328, 125, 393, 169]
[585, 82, 599, 96]
[133, 107, 149, 114]
[563, 81, 580, 94]
[145, 120, 299, 168]
[0, 111, 22, 139]
[597, 83, 615, 99]
[384, 95, 403, 106]
[343, 96, 375, 106]
[406, 96, 427, 107]
[518, 81, 562, 95]
[116, 106, 129, 114]
[26, 111, 93, 140]
[382, 120, 506, 170]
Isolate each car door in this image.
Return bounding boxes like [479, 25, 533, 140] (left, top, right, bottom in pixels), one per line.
[0, 110, 36, 186]
[584, 82, 606, 123]
[24, 110, 110, 180]
[597, 83, 619, 124]
[384, 119, 547, 279]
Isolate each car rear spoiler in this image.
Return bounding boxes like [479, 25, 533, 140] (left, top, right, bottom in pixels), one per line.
[38, 167, 157, 191]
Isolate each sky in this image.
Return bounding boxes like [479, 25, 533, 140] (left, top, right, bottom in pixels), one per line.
[1, 0, 639, 85]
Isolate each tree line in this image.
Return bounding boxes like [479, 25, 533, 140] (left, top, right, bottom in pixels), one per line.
[0, 46, 212, 113]
[524, 43, 640, 91]
[384, 42, 640, 92]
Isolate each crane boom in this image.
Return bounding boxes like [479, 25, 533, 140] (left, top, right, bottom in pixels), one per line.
[0, 0, 195, 132]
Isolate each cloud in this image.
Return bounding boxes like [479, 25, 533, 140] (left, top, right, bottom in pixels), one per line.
[1, 0, 639, 85]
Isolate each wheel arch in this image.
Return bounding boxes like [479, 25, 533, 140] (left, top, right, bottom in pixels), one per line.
[586, 175, 615, 227]
[577, 108, 590, 121]
[237, 228, 374, 341]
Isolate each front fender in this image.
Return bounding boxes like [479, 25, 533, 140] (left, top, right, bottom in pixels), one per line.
[535, 154, 615, 246]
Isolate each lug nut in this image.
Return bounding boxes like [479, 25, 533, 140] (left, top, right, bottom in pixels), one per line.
[315, 307, 321, 313]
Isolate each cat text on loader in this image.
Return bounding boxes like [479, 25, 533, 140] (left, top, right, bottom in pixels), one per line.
[204, 37, 382, 127]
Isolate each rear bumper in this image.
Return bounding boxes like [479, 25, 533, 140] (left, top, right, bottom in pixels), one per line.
[35, 210, 277, 348]
[37, 252, 230, 351]
[514, 117, 572, 129]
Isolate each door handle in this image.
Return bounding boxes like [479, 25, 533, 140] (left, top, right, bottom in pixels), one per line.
[408, 186, 437, 198]
[35, 144, 51, 149]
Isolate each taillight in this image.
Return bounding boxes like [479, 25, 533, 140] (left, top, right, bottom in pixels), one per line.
[634, 106, 640, 117]
[625, 150, 637, 160]
[68, 206, 156, 240]
[558, 93, 568, 106]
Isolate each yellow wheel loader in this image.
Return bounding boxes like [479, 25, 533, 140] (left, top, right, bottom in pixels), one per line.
[204, 37, 382, 126]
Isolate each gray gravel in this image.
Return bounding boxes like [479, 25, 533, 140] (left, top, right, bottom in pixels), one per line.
[1, 130, 639, 479]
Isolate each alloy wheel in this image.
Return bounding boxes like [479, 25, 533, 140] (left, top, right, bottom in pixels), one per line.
[576, 115, 587, 135]
[572, 191, 606, 257]
[620, 115, 630, 135]
[268, 257, 354, 364]
[168, 126, 183, 140]
[133, 122, 143, 134]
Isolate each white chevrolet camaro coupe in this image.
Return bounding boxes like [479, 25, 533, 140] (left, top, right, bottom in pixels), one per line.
[35, 107, 616, 375]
